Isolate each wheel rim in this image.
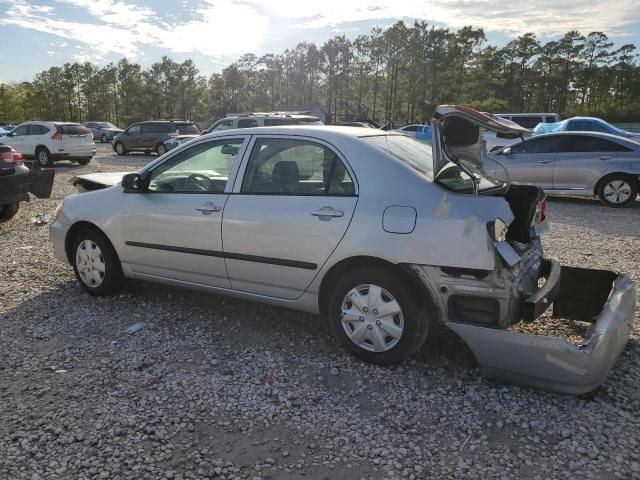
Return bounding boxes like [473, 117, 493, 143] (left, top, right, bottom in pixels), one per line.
[116, 143, 123, 154]
[38, 150, 48, 165]
[341, 284, 404, 352]
[76, 239, 106, 287]
[158, 145, 166, 155]
[603, 180, 632, 204]
[101, 135, 107, 143]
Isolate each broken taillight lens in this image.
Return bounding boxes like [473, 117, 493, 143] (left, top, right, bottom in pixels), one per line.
[533, 198, 547, 225]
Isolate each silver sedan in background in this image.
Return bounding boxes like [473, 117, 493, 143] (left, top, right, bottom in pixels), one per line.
[489, 132, 640, 207]
[50, 106, 635, 394]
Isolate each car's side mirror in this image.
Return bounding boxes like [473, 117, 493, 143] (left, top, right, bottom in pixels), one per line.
[200, 130, 208, 135]
[122, 171, 151, 192]
[502, 147, 512, 156]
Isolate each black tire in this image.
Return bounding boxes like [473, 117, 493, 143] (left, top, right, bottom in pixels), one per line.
[100, 134, 108, 143]
[114, 142, 127, 156]
[71, 228, 124, 296]
[0, 203, 19, 223]
[77, 157, 92, 165]
[327, 267, 433, 365]
[597, 174, 638, 208]
[36, 147, 53, 167]
[156, 143, 167, 156]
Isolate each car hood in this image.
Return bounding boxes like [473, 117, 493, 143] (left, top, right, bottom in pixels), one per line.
[431, 105, 530, 175]
[104, 128, 124, 133]
[72, 171, 133, 192]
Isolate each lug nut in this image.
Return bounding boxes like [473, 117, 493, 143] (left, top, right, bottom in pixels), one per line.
[373, 309, 379, 315]
[376, 320, 381, 326]
[367, 325, 373, 330]
[359, 316, 365, 322]
[363, 307, 368, 313]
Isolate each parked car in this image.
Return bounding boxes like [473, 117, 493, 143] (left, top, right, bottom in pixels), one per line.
[395, 124, 433, 142]
[484, 113, 560, 151]
[0, 122, 15, 130]
[202, 113, 322, 134]
[533, 116, 640, 140]
[84, 121, 124, 143]
[489, 131, 640, 207]
[0, 121, 95, 167]
[112, 121, 199, 156]
[332, 121, 375, 128]
[0, 126, 10, 137]
[163, 134, 200, 152]
[50, 105, 636, 395]
[0, 145, 54, 223]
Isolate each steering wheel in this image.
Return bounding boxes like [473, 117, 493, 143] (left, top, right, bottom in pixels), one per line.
[185, 173, 211, 192]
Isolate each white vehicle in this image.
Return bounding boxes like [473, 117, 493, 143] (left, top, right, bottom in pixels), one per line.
[1, 121, 96, 167]
[484, 113, 561, 152]
[203, 113, 323, 134]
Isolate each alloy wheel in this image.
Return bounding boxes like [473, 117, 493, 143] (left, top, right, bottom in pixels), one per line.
[340, 284, 405, 352]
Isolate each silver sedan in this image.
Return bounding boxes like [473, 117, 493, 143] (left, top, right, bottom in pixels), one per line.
[50, 106, 636, 394]
[489, 131, 640, 207]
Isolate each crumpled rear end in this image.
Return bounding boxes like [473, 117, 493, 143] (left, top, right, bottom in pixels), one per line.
[448, 266, 635, 395]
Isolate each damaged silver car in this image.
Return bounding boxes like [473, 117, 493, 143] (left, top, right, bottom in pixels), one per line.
[50, 105, 635, 394]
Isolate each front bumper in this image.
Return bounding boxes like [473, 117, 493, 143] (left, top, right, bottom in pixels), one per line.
[448, 264, 636, 395]
[0, 167, 55, 205]
[49, 218, 71, 264]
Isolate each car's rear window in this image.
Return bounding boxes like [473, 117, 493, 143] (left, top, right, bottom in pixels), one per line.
[363, 135, 434, 179]
[175, 123, 199, 134]
[61, 124, 89, 135]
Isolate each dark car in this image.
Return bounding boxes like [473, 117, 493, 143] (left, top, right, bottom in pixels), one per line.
[0, 145, 54, 223]
[112, 121, 200, 156]
[84, 122, 124, 143]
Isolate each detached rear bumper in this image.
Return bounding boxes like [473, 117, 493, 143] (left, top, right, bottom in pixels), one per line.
[0, 167, 55, 205]
[448, 265, 636, 395]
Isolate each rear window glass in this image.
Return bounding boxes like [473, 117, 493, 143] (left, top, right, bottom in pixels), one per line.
[363, 135, 434, 179]
[61, 124, 89, 135]
[264, 118, 297, 126]
[175, 123, 199, 134]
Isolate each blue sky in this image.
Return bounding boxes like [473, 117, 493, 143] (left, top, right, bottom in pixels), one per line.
[1, 0, 640, 83]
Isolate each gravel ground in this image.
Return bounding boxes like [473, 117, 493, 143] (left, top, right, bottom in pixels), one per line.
[1, 144, 639, 480]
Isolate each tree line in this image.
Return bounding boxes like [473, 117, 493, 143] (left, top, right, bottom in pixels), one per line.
[0, 21, 639, 129]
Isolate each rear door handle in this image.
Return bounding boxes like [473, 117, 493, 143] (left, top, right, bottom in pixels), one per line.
[599, 156, 614, 161]
[537, 160, 553, 164]
[195, 202, 221, 214]
[311, 206, 344, 219]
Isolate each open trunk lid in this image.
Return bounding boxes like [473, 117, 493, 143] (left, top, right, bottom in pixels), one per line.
[431, 105, 530, 176]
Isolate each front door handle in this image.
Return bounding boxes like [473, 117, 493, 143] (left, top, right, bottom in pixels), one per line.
[537, 160, 553, 164]
[311, 206, 344, 219]
[599, 156, 614, 161]
[195, 202, 221, 214]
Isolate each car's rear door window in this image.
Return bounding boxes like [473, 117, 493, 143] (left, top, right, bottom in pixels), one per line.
[241, 138, 354, 195]
[565, 135, 631, 152]
[237, 119, 258, 128]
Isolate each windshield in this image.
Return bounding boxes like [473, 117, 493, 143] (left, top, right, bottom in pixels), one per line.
[363, 134, 434, 179]
[98, 122, 117, 128]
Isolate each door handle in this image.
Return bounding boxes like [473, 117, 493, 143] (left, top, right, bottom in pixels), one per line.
[537, 160, 553, 164]
[195, 202, 221, 214]
[311, 206, 344, 219]
[599, 156, 614, 161]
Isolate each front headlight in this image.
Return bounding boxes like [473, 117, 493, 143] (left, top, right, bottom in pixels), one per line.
[487, 218, 508, 242]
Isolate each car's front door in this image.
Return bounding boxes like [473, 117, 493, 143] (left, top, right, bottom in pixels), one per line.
[124, 124, 142, 150]
[6, 124, 30, 155]
[498, 136, 561, 190]
[119, 136, 249, 288]
[551, 134, 622, 191]
[222, 135, 358, 300]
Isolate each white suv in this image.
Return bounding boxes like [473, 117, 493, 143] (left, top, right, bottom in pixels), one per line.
[203, 113, 323, 133]
[484, 113, 561, 152]
[1, 121, 96, 167]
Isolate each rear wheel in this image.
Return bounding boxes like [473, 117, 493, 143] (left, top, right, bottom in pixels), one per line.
[156, 143, 167, 156]
[100, 134, 108, 143]
[597, 174, 638, 207]
[114, 142, 126, 155]
[0, 203, 19, 223]
[327, 267, 433, 365]
[36, 147, 53, 167]
[71, 228, 124, 295]
[77, 157, 92, 165]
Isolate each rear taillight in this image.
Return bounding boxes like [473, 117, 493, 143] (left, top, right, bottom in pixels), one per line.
[533, 198, 547, 225]
[52, 125, 63, 140]
[1, 148, 22, 165]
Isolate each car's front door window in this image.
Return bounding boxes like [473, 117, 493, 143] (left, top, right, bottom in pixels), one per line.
[241, 138, 354, 195]
[148, 138, 244, 193]
[128, 125, 141, 135]
[510, 137, 562, 154]
[12, 125, 28, 136]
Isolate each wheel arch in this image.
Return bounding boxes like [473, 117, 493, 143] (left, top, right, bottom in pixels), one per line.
[594, 171, 640, 198]
[64, 221, 115, 264]
[317, 255, 437, 320]
[35, 144, 50, 153]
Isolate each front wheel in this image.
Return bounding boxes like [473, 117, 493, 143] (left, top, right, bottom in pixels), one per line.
[327, 268, 433, 365]
[101, 134, 108, 143]
[0, 203, 19, 223]
[114, 142, 126, 156]
[36, 147, 53, 167]
[597, 174, 638, 207]
[72, 228, 124, 295]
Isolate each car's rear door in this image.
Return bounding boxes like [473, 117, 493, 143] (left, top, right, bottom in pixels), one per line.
[222, 135, 358, 300]
[60, 124, 93, 154]
[552, 134, 622, 191]
[119, 136, 249, 288]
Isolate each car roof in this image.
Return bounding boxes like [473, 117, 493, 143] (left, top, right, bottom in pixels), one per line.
[530, 131, 639, 145]
[202, 125, 398, 141]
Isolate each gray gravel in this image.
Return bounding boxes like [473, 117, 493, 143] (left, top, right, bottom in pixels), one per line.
[1, 145, 639, 480]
